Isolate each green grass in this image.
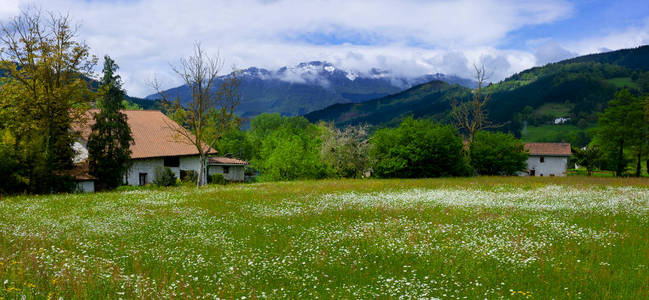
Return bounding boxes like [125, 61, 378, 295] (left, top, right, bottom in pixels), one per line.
[1, 177, 649, 298]
[534, 102, 572, 119]
[522, 124, 586, 142]
[604, 77, 639, 89]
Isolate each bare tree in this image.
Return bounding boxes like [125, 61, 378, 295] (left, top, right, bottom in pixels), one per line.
[451, 64, 499, 143]
[152, 43, 240, 186]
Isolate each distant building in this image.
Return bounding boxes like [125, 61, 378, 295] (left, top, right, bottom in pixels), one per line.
[554, 117, 570, 124]
[208, 156, 249, 182]
[522, 143, 571, 177]
[72, 110, 247, 191]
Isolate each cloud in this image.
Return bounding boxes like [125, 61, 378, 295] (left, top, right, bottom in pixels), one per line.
[534, 41, 578, 65]
[6, 0, 644, 97]
[562, 18, 649, 55]
[0, 0, 20, 20]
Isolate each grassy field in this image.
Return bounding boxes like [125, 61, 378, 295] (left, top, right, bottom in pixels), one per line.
[604, 77, 639, 89]
[1, 177, 648, 299]
[521, 124, 591, 143]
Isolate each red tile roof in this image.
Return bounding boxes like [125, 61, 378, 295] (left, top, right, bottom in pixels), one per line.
[56, 161, 96, 181]
[524, 143, 571, 156]
[208, 156, 249, 165]
[74, 110, 217, 159]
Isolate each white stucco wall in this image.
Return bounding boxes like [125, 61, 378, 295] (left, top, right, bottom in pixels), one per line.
[75, 180, 95, 193]
[208, 165, 245, 182]
[125, 155, 206, 186]
[525, 155, 569, 177]
[126, 158, 164, 186]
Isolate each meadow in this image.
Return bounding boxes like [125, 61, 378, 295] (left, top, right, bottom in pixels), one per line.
[1, 177, 648, 299]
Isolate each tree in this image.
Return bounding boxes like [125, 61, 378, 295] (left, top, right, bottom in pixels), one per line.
[469, 131, 528, 175]
[0, 8, 96, 193]
[87, 56, 134, 190]
[451, 64, 499, 143]
[572, 145, 602, 176]
[153, 43, 240, 186]
[250, 114, 327, 181]
[320, 123, 371, 178]
[370, 117, 470, 178]
[595, 89, 645, 176]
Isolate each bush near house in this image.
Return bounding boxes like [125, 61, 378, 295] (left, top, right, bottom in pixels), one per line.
[153, 167, 177, 187]
[370, 117, 471, 178]
[470, 131, 529, 175]
[209, 173, 227, 185]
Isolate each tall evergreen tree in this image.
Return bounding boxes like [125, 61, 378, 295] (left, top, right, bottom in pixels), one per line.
[87, 56, 133, 190]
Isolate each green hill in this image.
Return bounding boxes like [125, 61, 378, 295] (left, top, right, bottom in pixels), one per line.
[306, 45, 649, 145]
[305, 80, 471, 128]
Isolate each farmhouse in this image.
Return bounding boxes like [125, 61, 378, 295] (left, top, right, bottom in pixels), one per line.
[523, 142, 571, 177]
[72, 109, 247, 191]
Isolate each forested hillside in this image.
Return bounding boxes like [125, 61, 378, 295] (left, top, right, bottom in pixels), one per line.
[306, 45, 649, 146]
[305, 80, 471, 128]
[146, 62, 476, 118]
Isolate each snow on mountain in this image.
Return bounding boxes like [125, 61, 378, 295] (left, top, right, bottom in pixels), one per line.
[148, 61, 476, 117]
[229, 61, 475, 89]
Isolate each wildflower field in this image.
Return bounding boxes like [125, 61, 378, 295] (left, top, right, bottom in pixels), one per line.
[1, 177, 648, 299]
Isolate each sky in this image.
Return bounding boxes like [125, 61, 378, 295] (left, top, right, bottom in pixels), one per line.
[1, 0, 648, 97]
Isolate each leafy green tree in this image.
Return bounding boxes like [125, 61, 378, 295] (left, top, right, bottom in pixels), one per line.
[595, 89, 645, 176]
[370, 117, 470, 178]
[572, 145, 603, 176]
[87, 56, 134, 190]
[320, 123, 371, 178]
[469, 131, 528, 175]
[0, 9, 96, 193]
[216, 128, 254, 161]
[248, 114, 327, 181]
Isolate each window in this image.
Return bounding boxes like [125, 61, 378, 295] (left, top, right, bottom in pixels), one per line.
[164, 156, 180, 167]
[540, 156, 545, 163]
[223, 166, 230, 174]
[139, 173, 147, 186]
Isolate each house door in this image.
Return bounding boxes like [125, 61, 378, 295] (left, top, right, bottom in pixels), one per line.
[530, 169, 536, 176]
[139, 173, 147, 186]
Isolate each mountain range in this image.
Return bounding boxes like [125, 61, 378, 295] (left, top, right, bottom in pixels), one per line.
[145, 61, 476, 117]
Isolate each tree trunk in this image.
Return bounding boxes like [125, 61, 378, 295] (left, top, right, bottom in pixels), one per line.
[635, 147, 642, 177]
[197, 154, 205, 187]
[616, 140, 625, 177]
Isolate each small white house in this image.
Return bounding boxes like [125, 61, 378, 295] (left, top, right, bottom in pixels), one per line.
[522, 143, 571, 177]
[63, 161, 96, 193]
[207, 156, 249, 182]
[73, 110, 217, 187]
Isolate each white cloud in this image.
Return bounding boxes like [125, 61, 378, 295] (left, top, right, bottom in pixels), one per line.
[2, 0, 623, 97]
[0, 0, 20, 20]
[562, 18, 649, 55]
[534, 41, 577, 65]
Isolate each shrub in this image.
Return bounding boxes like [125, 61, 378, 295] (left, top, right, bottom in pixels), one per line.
[370, 117, 471, 178]
[153, 167, 177, 187]
[181, 170, 198, 184]
[209, 173, 227, 185]
[320, 123, 371, 178]
[469, 131, 528, 175]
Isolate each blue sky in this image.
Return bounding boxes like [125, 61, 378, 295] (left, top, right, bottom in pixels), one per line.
[1, 0, 648, 96]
